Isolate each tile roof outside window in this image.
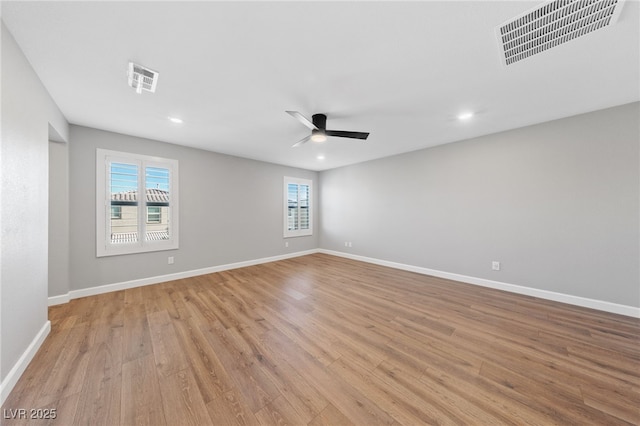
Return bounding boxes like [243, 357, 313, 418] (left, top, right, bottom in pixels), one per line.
[111, 188, 169, 203]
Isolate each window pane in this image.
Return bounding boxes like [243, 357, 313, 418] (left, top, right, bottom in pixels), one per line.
[299, 184, 309, 230]
[146, 167, 170, 191]
[110, 162, 138, 244]
[145, 166, 170, 241]
[110, 162, 138, 194]
[287, 183, 298, 231]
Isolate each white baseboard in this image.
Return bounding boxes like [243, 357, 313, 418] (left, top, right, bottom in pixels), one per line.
[1, 321, 51, 405]
[47, 293, 70, 306]
[48, 248, 640, 318]
[49, 249, 319, 305]
[319, 249, 640, 318]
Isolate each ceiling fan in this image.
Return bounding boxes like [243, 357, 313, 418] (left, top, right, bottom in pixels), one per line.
[286, 111, 369, 148]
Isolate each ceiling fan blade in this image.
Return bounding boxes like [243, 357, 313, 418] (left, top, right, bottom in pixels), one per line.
[326, 130, 369, 140]
[286, 111, 317, 130]
[292, 134, 311, 148]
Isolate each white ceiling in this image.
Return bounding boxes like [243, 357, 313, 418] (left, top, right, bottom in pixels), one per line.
[2, 1, 638, 171]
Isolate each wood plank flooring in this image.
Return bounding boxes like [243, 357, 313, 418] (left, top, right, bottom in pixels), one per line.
[3, 253, 639, 425]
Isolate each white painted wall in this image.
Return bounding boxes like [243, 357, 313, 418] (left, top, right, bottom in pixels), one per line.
[67, 125, 318, 292]
[48, 141, 69, 300]
[320, 103, 640, 311]
[0, 22, 68, 402]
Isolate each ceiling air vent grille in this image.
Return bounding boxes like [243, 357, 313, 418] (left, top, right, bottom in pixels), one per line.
[497, 0, 625, 66]
[127, 62, 159, 94]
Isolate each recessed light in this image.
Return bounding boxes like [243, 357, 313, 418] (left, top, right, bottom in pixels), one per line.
[168, 116, 183, 124]
[317, 155, 325, 160]
[457, 112, 474, 121]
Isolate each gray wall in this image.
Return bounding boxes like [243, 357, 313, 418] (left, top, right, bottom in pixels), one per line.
[49, 141, 70, 298]
[1, 22, 68, 385]
[319, 103, 640, 307]
[68, 125, 318, 291]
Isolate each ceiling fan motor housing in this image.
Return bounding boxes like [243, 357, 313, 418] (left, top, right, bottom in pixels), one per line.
[312, 114, 327, 130]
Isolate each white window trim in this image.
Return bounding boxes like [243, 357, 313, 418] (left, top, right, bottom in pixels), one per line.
[96, 149, 179, 257]
[284, 176, 313, 238]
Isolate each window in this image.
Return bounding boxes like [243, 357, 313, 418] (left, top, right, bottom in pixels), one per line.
[110, 206, 122, 219]
[284, 177, 312, 238]
[96, 149, 179, 256]
[147, 206, 161, 223]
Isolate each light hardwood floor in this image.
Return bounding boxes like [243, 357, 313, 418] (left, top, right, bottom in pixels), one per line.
[3, 253, 639, 425]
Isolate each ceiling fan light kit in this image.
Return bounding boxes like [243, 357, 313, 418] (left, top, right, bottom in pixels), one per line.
[311, 130, 327, 143]
[286, 111, 369, 148]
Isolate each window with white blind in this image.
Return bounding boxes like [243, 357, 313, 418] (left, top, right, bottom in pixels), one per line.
[284, 177, 312, 238]
[96, 149, 179, 257]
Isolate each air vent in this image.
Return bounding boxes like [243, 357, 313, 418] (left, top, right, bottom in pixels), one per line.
[497, 0, 625, 66]
[127, 62, 159, 94]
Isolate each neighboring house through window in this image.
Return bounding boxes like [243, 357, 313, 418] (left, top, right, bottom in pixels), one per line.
[284, 176, 312, 238]
[96, 149, 179, 256]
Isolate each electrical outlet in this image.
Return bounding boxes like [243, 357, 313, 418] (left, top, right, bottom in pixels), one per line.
[285, 241, 289, 248]
[344, 242, 348, 247]
[168, 256, 174, 265]
[492, 261, 500, 271]
[348, 242, 353, 248]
